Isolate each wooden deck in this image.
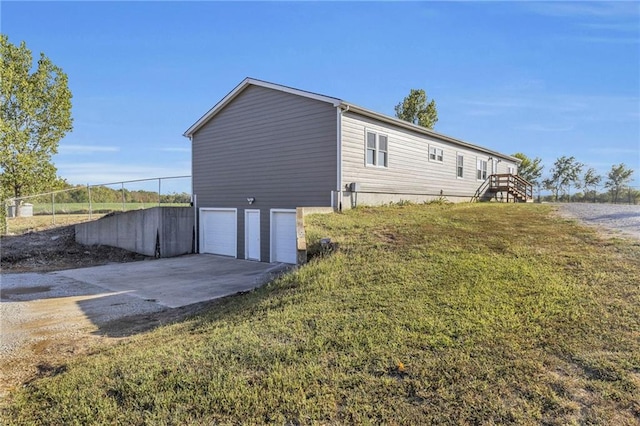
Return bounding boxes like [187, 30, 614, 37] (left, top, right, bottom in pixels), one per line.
[472, 174, 533, 203]
[488, 174, 533, 202]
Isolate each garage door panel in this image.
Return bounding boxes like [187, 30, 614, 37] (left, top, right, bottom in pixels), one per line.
[200, 209, 237, 257]
[271, 210, 297, 264]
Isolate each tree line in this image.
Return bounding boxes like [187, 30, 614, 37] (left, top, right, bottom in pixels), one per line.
[514, 153, 636, 204]
[49, 183, 190, 205]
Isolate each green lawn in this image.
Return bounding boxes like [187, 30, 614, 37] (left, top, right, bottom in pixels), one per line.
[31, 202, 189, 215]
[3, 203, 639, 424]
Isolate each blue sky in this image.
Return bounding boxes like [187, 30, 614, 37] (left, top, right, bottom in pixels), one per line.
[2, 1, 639, 191]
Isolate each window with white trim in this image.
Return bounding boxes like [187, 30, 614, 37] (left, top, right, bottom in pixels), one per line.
[508, 165, 515, 175]
[457, 154, 464, 178]
[429, 146, 444, 162]
[477, 159, 488, 180]
[365, 131, 388, 167]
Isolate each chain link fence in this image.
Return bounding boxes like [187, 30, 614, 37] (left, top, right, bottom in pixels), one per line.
[537, 185, 640, 204]
[2, 176, 191, 235]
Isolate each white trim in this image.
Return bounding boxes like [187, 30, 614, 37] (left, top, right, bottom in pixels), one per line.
[199, 207, 237, 258]
[343, 103, 520, 164]
[270, 209, 297, 263]
[183, 78, 519, 164]
[182, 78, 519, 165]
[476, 158, 488, 181]
[428, 145, 444, 163]
[337, 107, 343, 208]
[456, 153, 464, 179]
[248, 78, 341, 106]
[184, 78, 341, 137]
[364, 128, 389, 168]
[244, 209, 261, 261]
[193, 194, 198, 252]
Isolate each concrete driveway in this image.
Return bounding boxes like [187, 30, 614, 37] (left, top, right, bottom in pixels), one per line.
[0, 255, 288, 395]
[53, 254, 286, 308]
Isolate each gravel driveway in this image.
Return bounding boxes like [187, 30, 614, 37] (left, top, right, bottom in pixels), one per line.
[556, 203, 640, 240]
[0, 273, 166, 397]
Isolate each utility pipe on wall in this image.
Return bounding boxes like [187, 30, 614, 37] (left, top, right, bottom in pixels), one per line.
[336, 103, 350, 211]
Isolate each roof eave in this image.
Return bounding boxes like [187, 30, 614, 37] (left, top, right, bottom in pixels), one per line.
[340, 102, 520, 163]
[183, 77, 341, 138]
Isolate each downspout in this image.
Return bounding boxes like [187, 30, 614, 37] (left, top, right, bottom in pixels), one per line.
[336, 104, 349, 211]
[336, 106, 342, 211]
[193, 193, 198, 253]
[188, 135, 198, 253]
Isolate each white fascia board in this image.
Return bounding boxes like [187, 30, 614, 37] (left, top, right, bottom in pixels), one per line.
[246, 78, 342, 107]
[183, 78, 251, 138]
[341, 102, 520, 164]
[183, 77, 342, 138]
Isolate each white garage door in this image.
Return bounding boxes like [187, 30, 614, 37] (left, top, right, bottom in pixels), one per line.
[200, 208, 237, 257]
[271, 210, 297, 264]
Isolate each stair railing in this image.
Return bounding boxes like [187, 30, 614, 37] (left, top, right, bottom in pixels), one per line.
[474, 173, 533, 202]
[471, 176, 492, 202]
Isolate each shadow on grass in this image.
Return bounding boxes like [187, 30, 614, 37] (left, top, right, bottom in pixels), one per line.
[85, 291, 255, 338]
[0, 278, 271, 341]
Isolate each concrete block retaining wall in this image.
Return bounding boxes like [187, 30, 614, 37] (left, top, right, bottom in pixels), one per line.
[76, 207, 194, 257]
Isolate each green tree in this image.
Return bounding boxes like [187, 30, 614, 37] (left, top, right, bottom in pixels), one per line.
[605, 163, 634, 203]
[512, 152, 543, 185]
[0, 185, 7, 234]
[543, 156, 583, 202]
[628, 187, 640, 205]
[581, 167, 601, 203]
[0, 35, 73, 204]
[394, 89, 438, 129]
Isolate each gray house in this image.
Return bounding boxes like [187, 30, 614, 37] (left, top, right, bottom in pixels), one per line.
[184, 78, 528, 264]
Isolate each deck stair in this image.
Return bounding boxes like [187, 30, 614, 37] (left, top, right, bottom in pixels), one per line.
[488, 174, 533, 202]
[472, 174, 533, 202]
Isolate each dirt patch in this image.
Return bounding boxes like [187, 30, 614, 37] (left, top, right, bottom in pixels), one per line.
[1, 225, 148, 272]
[0, 284, 227, 399]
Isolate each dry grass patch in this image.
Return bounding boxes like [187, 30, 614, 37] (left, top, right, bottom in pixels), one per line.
[5, 214, 103, 235]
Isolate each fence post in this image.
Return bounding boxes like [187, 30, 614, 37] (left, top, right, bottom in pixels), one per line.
[121, 182, 125, 212]
[51, 192, 56, 225]
[87, 184, 93, 219]
[158, 178, 161, 207]
[2, 199, 8, 235]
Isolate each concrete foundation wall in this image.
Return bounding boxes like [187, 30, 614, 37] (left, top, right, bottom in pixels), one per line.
[158, 207, 195, 257]
[295, 207, 335, 265]
[76, 207, 194, 257]
[336, 191, 474, 209]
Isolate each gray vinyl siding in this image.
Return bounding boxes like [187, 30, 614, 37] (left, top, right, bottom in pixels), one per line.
[192, 85, 337, 261]
[341, 111, 518, 197]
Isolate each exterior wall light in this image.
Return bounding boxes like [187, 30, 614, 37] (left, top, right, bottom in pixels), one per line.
[247, 197, 255, 204]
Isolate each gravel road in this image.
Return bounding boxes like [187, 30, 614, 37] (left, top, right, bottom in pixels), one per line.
[556, 203, 640, 240]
